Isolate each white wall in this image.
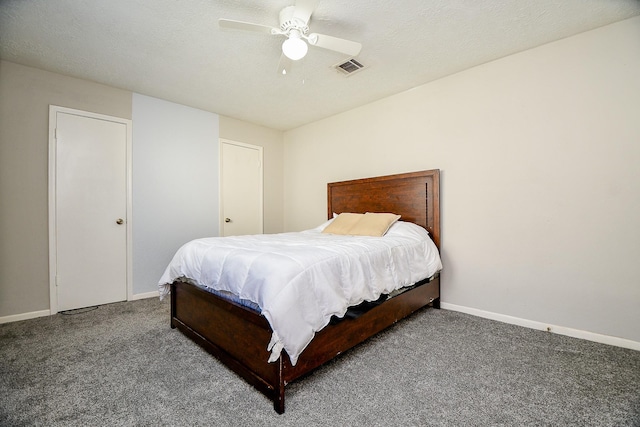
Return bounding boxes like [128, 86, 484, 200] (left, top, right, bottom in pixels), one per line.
[283, 17, 640, 343]
[132, 94, 219, 295]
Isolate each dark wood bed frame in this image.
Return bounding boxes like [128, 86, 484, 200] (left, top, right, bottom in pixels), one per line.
[170, 169, 441, 413]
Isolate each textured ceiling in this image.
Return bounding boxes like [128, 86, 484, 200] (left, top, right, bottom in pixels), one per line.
[1, 0, 639, 130]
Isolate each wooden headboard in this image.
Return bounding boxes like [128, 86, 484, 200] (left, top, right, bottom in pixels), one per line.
[327, 169, 440, 249]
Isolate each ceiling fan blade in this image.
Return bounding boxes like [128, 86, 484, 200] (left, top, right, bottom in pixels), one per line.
[218, 18, 276, 35]
[277, 54, 292, 75]
[292, 0, 318, 25]
[308, 33, 362, 57]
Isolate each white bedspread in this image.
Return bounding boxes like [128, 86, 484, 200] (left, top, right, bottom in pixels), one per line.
[158, 221, 442, 365]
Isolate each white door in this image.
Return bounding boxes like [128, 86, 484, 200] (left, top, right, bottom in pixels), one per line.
[49, 107, 131, 312]
[220, 140, 263, 236]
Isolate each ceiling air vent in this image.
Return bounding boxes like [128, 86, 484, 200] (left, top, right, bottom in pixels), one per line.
[334, 58, 365, 76]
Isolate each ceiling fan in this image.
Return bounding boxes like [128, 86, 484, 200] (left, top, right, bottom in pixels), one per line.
[219, 0, 362, 75]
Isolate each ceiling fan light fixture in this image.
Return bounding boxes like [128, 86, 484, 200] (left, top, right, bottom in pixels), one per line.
[282, 31, 308, 60]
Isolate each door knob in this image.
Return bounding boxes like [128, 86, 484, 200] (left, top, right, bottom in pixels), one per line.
[116, 218, 124, 225]
[225, 218, 231, 223]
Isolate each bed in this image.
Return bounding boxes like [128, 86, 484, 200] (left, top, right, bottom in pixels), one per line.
[161, 169, 441, 413]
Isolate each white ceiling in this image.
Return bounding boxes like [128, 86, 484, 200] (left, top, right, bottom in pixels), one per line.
[1, 0, 639, 130]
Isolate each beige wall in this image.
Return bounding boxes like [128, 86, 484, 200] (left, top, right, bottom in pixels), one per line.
[283, 18, 640, 342]
[220, 115, 284, 234]
[0, 60, 132, 316]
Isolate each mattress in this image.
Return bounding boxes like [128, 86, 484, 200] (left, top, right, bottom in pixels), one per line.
[159, 220, 442, 365]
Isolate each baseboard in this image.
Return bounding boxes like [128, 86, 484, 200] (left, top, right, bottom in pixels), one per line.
[0, 293, 159, 324]
[130, 290, 159, 301]
[440, 302, 640, 352]
[0, 309, 51, 324]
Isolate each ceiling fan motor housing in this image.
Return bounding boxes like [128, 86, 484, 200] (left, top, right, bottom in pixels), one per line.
[279, 5, 309, 36]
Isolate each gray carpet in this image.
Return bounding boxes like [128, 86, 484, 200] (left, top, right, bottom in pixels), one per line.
[1, 298, 639, 426]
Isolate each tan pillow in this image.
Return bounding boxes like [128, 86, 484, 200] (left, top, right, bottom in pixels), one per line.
[347, 212, 401, 237]
[322, 213, 364, 235]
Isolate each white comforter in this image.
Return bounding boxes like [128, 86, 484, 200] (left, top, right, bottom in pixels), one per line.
[158, 220, 442, 366]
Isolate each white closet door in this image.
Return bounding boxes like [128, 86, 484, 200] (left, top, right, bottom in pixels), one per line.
[220, 140, 263, 236]
[54, 110, 129, 311]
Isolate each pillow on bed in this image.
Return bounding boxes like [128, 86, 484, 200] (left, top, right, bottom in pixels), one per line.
[322, 213, 363, 235]
[348, 212, 401, 237]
